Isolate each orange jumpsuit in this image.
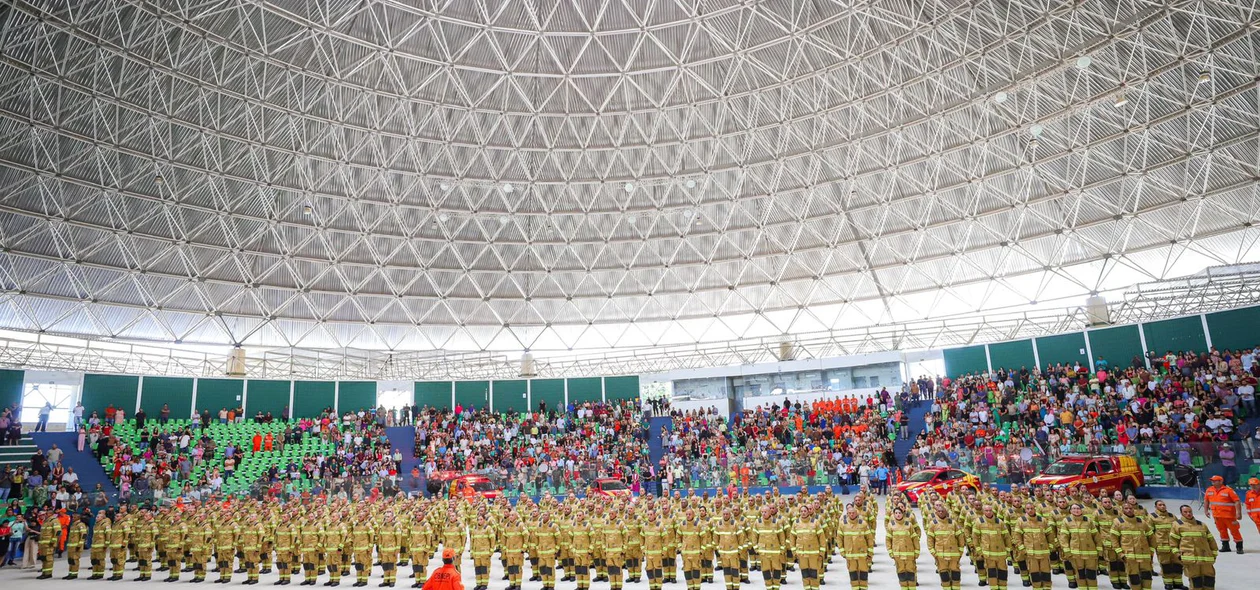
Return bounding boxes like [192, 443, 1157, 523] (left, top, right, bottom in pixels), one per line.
[1245, 489, 1260, 534]
[1204, 484, 1242, 542]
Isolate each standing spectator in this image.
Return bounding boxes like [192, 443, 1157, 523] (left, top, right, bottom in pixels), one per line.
[35, 402, 53, 432]
[1221, 445, 1238, 485]
[21, 512, 39, 569]
[159, 403, 170, 425]
[71, 402, 83, 432]
[134, 407, 146, 431]
[46, 444, 62, 469]
[873, 463, 889, 495]
[2, 514, 24, 566]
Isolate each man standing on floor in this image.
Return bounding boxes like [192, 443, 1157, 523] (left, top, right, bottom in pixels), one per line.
[1244, 478, 1260, 536]
[1203, 475, 1243, 553]
[926, 500, 964, 590]
[1112, 502, 1155, 590]
[1172, 505, 1217, 590]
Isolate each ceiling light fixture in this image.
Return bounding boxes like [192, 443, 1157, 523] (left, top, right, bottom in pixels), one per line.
[154, 174, 165, 185]
[1029, 124, 1044, 137]
[1075, 56, 1092, 69]
[1114, 93, 1128, 107]
[624, 182, 634, 192]
[1198, 70, 1211, 84]
[502, 183, 514, 193]
[685, 179, 697, 189]
[439, 182, 450, 191]
[302, 204, 313, 216]
[994, 91, 1008, 103]
[438, 213, 450, 222]
[498, 215, 510, 224]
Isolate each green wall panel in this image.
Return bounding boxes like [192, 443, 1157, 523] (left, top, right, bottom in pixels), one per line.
[604, 375, 640, 401]
[338, 381, 376, 414]
[1143, 316, 1208, 355]
[1206, 306, 1260, 352]
[195, 379, 243, 416]
[988, 340, 1035, 372]
[139, 376, 193, 419]
[1086, 325, 1143, 371]
[529, 379, 565, 413]
[0, 369, 24, 417]
[246, 380, 290, 419]
[414, 382, 452, 412]
[81, 374, 139, 419]
[293, 381, 335, 418]
[492, 380, 529, 414]
[454, 380, 490, 410]
[943, 345, 988, 378]
[1034, 332, 1088, 369]
[567, 377, 603, 405]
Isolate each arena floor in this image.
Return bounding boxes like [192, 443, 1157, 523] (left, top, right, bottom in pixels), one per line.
[1, 500, 1255, 590]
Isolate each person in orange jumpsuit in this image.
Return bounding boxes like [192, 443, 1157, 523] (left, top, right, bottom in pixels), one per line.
[252, 432, 263, 453]
[422, 549, 464, 590]
[57, 509, 70, 554]
[1245, 478, 1260, 536]
[1204, 475, 1243, 553]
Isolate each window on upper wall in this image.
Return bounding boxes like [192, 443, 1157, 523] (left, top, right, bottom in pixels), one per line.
[22, 382, 79, 427]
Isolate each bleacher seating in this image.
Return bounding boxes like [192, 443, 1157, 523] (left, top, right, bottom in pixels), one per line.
[101, 418, 360, 499]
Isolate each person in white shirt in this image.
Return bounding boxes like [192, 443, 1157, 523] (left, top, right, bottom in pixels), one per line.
[62, 468, 79, 485]
[1239, 381, 1256, 415]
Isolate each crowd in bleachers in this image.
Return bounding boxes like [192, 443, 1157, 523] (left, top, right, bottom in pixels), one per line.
[83, 405, 400, 505]
[411, 399, 650, 496]
[6, 340, 1259, 519]
[904, 345, 1260, 486]
[656, 390, 910, 492]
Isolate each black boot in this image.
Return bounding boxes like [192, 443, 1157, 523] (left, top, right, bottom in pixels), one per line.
[1237, 541, 1245, 554]
[1221, 540, 1232, 553]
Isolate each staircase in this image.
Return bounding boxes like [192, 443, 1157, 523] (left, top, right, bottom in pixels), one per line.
[893, 400, 932, 465]
[29, 431, 118, 497]
[645, 416, 673, 495]
[0, 434, 38, 470]
[383, 426, 421, 493]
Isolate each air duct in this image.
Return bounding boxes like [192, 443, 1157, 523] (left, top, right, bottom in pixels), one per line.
[519, 352, 537, 377]
[778, 340, 796, 361]
[226, 347, 246, 376]
[1084, 295, 1111, 326]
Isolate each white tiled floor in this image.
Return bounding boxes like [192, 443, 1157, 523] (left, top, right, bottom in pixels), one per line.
[1, 500, 1255, 589]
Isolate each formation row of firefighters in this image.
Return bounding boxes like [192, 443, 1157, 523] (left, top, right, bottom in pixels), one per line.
[27, 479, 1260, 590]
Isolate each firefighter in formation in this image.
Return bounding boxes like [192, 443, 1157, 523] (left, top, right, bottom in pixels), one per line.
[34, 482, 1224, 589]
